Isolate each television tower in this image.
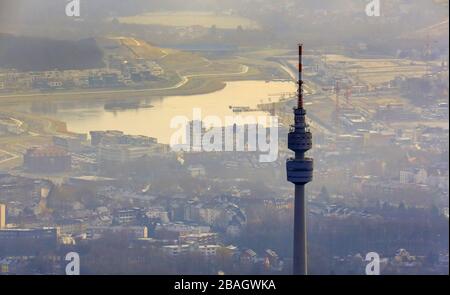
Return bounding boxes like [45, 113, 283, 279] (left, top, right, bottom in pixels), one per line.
[286, 44, 313, 275]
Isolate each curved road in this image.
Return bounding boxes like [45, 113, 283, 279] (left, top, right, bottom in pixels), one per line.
[0, 65, 249, 100]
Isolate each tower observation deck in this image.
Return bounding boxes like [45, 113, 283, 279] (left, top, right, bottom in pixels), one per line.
[286, 44, 313, 275]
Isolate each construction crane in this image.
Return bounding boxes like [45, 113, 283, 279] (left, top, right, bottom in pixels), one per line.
[345, 85, 352, 105]
[334, 79, 341, 134]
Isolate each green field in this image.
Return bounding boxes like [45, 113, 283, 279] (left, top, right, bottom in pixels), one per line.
[116, 11, 260, 29]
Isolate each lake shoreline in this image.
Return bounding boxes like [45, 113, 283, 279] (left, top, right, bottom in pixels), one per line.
[9, 80, 296, 144]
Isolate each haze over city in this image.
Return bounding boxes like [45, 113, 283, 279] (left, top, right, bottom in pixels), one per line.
[0, 0, 448, 275]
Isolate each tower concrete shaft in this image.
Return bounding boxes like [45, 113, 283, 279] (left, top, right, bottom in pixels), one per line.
[286, 44, 313, 275]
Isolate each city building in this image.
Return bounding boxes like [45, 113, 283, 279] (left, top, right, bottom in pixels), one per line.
[90, 130, 124, 146]
[146, 207, 170, 223]
[67, 176, 116, 187]
[240, 249, 258, 264]
[198, 245, 220, 257]
[179, 232, 218, 245]
[23, 146, 71, 173]
[113, 208, 144, 226]
[86, 226, 148, 240]
[155, 223, 210, 237]
[264, 249, 281, 270]
[98, 145, 159, 164]
[0, 227, 59, 256]
[53, 134, 88, 152]
[162, 244, 220, 258]
[162, 244, 193, 257]
[90, 130, 157, 146]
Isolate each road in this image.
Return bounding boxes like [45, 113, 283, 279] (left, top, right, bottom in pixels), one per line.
[276, 59, 334, 136]
[0, 65, 249, 100]
[0, 148, 19, 164]
[278, 61, 315, 95]
[0, 35, 250, 101]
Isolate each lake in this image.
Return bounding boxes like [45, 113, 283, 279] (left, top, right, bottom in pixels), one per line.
[23, 80, 296, 144]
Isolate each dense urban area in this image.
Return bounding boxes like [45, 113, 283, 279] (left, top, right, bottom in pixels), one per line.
[0, 0, 448, 274]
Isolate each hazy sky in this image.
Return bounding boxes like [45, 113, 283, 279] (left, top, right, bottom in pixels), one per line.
[0, 0, 448, 46]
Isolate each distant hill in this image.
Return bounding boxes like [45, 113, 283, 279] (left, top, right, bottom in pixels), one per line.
[433, 0, 449, 7]
[399, 19, 449, 41]
[0, 34, 104, 71]
[392, 18, 449, 53]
